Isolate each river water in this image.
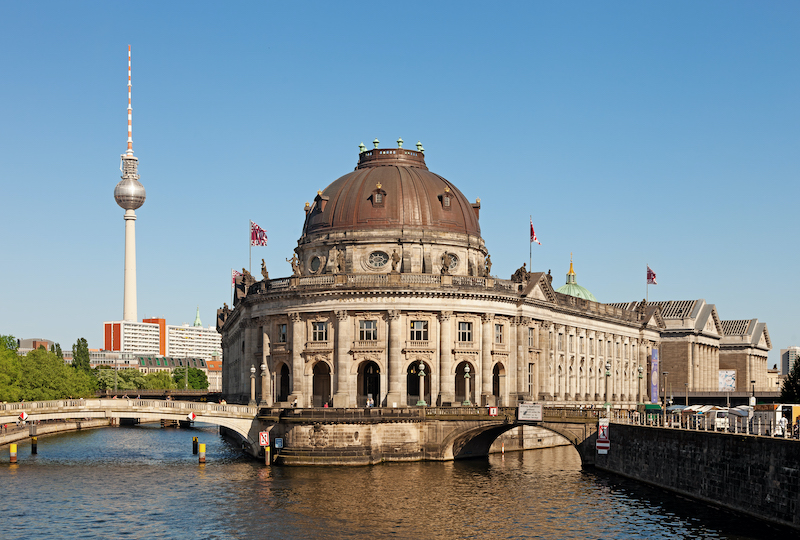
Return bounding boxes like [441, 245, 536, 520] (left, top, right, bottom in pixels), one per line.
[0, 424, 787, 539]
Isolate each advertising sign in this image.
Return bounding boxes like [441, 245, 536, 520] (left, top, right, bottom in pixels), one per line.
[650, 349, 659, 404]
[719, 370, 736, 391]
[518, 402, 543, 422]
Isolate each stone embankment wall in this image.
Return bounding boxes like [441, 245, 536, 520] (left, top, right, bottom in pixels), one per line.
[593, 424, 800, 530]
[0, 419, 112, 448]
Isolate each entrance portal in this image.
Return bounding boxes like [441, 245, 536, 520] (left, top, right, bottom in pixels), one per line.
[278, 363, 290, 403]
[312, 362, 331, 407]
[357, 361, 380, 406]
[455, 361, 475, 405]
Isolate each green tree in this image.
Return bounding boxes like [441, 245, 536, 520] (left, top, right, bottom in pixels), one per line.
[55, 343, 63, 360]
[95, 367, 146, 391]
[72, 337, 91, 373]
[144, 371, 177, 390]
[781, 361, 800, 402]
[0, 346, 22, 401]
[14, 348, 96, 400]
[1, 335, 19, 351]
[172, 367, 209, 390]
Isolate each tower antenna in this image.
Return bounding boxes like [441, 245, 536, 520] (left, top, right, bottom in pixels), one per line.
[127, 45, 133, 155]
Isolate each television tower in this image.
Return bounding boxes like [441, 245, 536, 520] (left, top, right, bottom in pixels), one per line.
[114, 45, 146, 321]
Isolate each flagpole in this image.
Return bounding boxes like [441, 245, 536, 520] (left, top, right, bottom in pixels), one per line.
[231, 269, 234, 306]
[529, 215, 532, 270]
[646, 263, 649, 303]
[249, 221, 252, 274]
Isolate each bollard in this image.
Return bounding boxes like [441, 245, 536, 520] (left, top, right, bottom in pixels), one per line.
[10, 443, 17, 463]
[198, 443, 206, 464]
[31, 436, 37, 455]
[192, 436, 198, 455]
[265, 444, 271, 466]
[501, 442, 505, 455]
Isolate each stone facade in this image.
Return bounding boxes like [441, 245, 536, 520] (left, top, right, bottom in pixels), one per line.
[220, 145, 664, 408]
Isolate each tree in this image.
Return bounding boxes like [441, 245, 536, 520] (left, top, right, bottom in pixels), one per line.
[55, 343, 63, 360]
[144, 371, 177, 390]
[172, 367, 209, 390]
[0, 346, 22, 401]
[781, 361, 800, 402]
[1, 335, 18, 351]
[72, 337, 91, 373]
[95, 367, 146, 391]
[9, 348, 96, 400]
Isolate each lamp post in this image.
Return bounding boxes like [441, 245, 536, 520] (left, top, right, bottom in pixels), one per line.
[637, 366, 643, 407]
[751, 379, 756, 407]
[662, 371, 669, 427]
[416, 362, 427, 406]
[249, 364, 256, 406]
[463, 364, 472, 406]
[684, 382, 688, 407]
[260, 361, 268, 407]
[604, 361, 611, 416]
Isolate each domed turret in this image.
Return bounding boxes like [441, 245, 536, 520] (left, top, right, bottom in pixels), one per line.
[555, 257, 598, 302]
[295, 141, 486, 276]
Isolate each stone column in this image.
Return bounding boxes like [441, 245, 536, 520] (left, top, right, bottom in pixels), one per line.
[261, 324, 272, 406]
[481, 314, 494, 406]
[438, 311, 454, 404]
[514, 318, 528, 400]
[386, 310, 403, 407]
[289, 313, 304, 406]
[538, 321, 550, 400]
[333, 310, 351, 408]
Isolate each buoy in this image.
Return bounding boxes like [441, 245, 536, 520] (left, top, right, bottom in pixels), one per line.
[192, 436, 198, 455]
[31, 436, 37, 455]
[199, 443, 206, 464]
[10, 443, 17, 463]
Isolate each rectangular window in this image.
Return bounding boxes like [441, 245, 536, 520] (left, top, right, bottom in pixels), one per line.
[312, 321, 328, 342]
[528, 328, 535, 348]
[278, 323, 287, 343]
[495, 323, 503, 344]
[568, 335, 574, 353]
[580, 336, 585, 354]
[458, 322, 472, 342]
[558, 334, 564, 351]
[410, 320, 428, 341]
[360, 320, 377, 341]
[528, 363, 535, 396]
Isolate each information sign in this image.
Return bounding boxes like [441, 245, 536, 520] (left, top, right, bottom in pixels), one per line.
[488, 407, 498, 417]
[275, 438, 284, 449]
[517, 402, 543, 422]
[19, 412, 28, 421]
[187, 412, 197, 421]
[598, 418, 609, 441]
[259, 431, 270, 447]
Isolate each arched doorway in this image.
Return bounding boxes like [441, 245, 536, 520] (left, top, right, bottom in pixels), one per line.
[357, 361, 381, 406]
[407, 361, 431, 406]
[455, 361, 475, 405]
[277, 363, 290, 403]
[312, 362, 331, 407]
[492, 363, 505, 406]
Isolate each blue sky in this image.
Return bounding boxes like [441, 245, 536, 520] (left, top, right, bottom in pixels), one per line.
[1, 2, 798, 367]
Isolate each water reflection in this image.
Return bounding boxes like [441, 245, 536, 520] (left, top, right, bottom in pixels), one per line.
[0, 425, 791, 540]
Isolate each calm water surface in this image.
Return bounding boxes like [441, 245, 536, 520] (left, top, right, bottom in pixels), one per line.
[0, 424, 788, 539]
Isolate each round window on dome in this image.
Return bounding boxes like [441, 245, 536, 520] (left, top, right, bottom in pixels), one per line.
[310, 256, 321, 273]
[448, 253, 459, 270]
[368, 251, 389, 268]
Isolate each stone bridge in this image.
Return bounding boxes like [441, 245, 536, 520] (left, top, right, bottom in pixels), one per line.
[0, 399, 260, 449]
[260, 406, 600, 465]
[0, 400, 598, 465]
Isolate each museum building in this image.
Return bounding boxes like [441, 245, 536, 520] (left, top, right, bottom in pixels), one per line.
[218, 142, 665, 407]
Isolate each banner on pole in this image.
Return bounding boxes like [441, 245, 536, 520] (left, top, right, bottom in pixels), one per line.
[650, 349, 659, 403]
[250, 221, 268, 247]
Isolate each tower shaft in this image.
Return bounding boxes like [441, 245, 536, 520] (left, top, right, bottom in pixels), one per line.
[123, 209, 138, 321]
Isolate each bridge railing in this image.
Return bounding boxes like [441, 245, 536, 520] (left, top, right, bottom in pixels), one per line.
[0, 399, 257, 418]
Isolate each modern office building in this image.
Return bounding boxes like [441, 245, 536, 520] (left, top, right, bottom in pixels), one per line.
[781, 347, 800, 375]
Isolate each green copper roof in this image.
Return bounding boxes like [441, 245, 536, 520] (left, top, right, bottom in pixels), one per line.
[193, 306, 202, 327]
[555, 260, 598, 302]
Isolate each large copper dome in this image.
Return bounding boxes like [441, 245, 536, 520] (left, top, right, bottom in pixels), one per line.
[301, 147, 481, 239]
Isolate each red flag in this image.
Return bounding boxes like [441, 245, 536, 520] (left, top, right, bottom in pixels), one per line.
[250, 220, 268, 246]
[530, 219, 541, 245]
[232, 269, 242, 285]
[647, 266, 657, 285]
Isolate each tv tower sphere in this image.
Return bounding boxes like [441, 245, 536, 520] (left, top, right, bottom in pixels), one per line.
[115, 157, 146, 210]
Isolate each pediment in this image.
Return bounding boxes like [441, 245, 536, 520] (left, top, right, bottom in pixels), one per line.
[518, 272, 557, 306]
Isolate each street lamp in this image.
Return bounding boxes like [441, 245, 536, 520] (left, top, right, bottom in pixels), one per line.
[684, 382, 688, 407]
[662, 371, 669, 427]
[637, 366, 643, 407]
[416, 362, 427, 406]
[249, 364, 256, 406]
[463, 364, 472, 406]
[604, 362, 611, 416]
